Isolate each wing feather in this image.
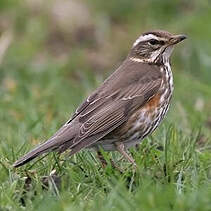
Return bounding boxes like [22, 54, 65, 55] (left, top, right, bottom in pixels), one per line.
[44, 62, 162, 154]
[68, 76, 162, 154]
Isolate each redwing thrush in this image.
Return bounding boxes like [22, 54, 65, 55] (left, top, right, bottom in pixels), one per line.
[14, 30, 186, 168]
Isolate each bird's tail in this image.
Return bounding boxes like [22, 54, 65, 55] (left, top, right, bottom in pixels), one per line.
[13, 136, 70, 168]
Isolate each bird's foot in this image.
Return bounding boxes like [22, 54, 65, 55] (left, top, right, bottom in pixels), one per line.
[115, 142, 137, 168]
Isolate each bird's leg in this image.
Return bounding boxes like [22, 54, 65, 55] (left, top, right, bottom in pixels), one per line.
[97, 151, 107, 168]
[97, 151, 123, 173]
[115, 142, 137, 167]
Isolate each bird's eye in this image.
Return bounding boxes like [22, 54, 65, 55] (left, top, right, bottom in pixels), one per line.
[148, 39, 165, 45]
[148, 39, 160, 45]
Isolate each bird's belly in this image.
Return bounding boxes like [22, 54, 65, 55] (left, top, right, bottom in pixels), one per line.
[123, 102, 170, 148]
[90, 100, 170, 151]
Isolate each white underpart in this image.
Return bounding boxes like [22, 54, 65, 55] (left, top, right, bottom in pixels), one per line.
[133, 34, 159, 47]
[150, 48, 163, 62]
[152, 45, 174, 63]
[163, 45, 174, 62]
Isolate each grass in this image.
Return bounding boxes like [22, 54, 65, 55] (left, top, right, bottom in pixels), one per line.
[1, 124, 211, 210]
[0, 0, 211, 210]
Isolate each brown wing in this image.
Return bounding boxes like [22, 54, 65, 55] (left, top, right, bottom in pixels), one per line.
[68, 70, 162, 154]
[51, 60, 163, 153]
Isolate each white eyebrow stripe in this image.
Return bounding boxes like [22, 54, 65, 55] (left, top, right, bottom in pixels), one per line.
[133, 34, 159, 47]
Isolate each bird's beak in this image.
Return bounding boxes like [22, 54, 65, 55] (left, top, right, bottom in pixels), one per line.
[169, 34, 187, 45]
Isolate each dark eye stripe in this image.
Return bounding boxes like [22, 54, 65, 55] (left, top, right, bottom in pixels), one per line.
[148, 39, 165, 45]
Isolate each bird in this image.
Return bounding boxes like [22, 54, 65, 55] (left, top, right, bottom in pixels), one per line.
[13, 30, 186, 168]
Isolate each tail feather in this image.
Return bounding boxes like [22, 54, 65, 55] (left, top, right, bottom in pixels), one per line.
[13, 137, 65, 167]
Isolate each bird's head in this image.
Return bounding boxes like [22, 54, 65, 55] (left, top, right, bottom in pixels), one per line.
[129, 30, 187, 64]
